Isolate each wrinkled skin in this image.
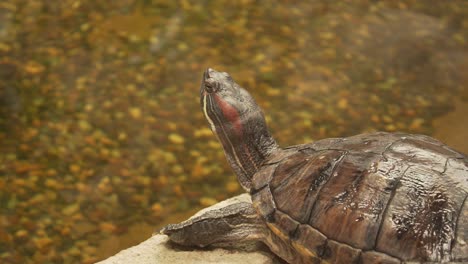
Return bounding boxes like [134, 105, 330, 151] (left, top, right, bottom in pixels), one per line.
[162, 69, 468, 263]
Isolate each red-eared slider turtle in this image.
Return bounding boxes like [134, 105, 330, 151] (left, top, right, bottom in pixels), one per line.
[162, 68, 468, 263]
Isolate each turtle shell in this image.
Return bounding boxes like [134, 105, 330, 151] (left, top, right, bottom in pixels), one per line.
[250, 132, 467, 263]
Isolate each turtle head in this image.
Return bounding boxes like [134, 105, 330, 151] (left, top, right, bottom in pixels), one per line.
[200, 68, 278, 191]
[200, 68, 258, 133]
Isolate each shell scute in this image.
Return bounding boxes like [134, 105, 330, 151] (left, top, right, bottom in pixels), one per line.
[376, 164, 466, 261]
[326, 239, 361, 264]
[452, 197, 468, 261]
[292, 224, 328, 261]
[360, 251, 401, 264]
[266, 210, 298, 241]
[269, 150, 344, 223]
[308, 151, 393, 249]
[251, 164, 277, 191]
[251, 185, 276, 221]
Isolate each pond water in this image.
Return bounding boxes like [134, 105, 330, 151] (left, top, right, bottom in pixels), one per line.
[0, 1, 467, 263]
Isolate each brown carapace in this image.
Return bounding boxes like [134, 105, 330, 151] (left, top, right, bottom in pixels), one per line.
[162, 68, 468, 263]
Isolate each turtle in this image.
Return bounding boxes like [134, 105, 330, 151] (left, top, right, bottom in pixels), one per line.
[161, 68, 468, 263]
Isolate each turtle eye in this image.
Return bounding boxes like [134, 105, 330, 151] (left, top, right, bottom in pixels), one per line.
[205, 78, 218, 93]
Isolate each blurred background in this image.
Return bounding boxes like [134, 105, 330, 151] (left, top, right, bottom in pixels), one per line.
[0, 1, 467, 263]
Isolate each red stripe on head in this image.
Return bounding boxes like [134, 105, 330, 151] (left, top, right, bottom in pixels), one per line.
[214, 94, 243, 135]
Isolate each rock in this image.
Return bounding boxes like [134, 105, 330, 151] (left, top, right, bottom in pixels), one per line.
[96, 234, 276, 264]
[62, 203, 80, 216]
[168, 133, 185, 144]
[97, 194, 278, 264]
[129, 107, 142, 119]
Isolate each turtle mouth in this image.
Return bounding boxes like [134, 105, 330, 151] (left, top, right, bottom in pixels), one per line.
[202, 68, 218, 93]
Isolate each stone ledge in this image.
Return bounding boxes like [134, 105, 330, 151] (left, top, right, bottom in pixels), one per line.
[97, 194, 276, 264]
[97, 234, 275, 264]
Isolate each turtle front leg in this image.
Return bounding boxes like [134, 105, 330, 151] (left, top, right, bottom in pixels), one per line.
[160, 194, 266, 251]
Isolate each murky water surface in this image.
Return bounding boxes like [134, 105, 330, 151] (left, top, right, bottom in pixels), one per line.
[0, 1, 467, 263]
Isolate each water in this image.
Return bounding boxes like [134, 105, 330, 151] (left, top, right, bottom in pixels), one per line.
[0, 1, 466, 263]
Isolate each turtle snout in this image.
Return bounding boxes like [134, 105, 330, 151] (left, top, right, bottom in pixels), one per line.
[205, 68, 215, 77]
[203, 68, 218, 93]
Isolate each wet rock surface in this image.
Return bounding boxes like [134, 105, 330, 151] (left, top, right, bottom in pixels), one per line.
[98, 195, 279, 264]
[97, 234, 277, 264]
